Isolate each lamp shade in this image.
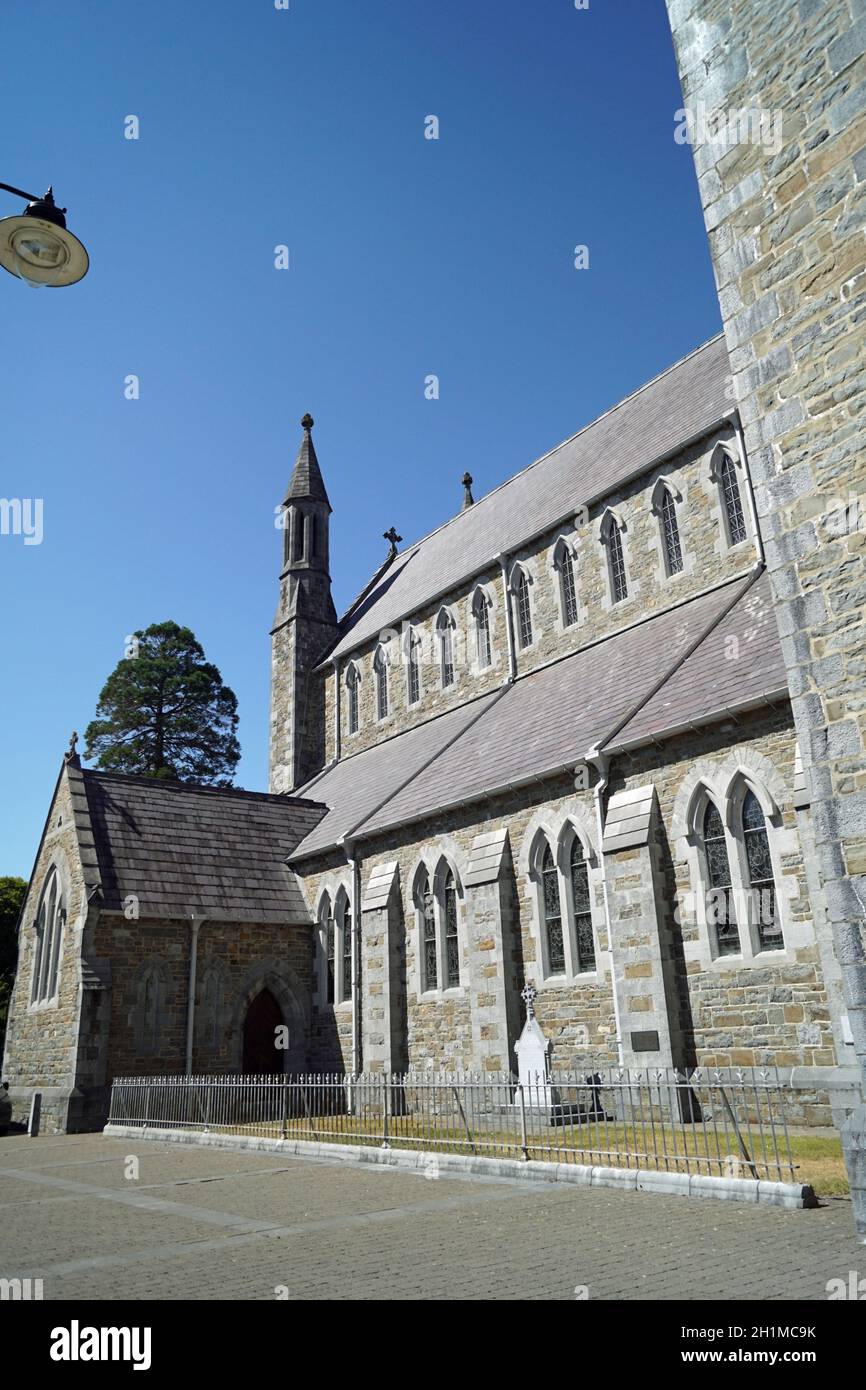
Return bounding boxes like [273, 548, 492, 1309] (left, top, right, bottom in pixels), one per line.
[0, 208, 89, 287]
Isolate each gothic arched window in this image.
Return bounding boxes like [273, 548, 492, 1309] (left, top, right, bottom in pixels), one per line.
[554, 539, 579, 628]
[742, 790, 782, 951]
[406, 627, 422, 705]
[472, 588, 492, 668]
[541, 844, 565, 975]
[374, 644, 388, 721]
[513, 568, 533, 648]
[716, 450, 747, 546]
[437, 610, 455, 688]
[702, 800, 740, 956]
[421, 871, 437, 990]
[325, 914, 336, 1004]
[659, 488, 684, 576]
[31, 867, 65, 1004]
[443, 868, 460, 988]
[329, 888, 353, 1005]
[346, 661, 360, 734]
[570, 840, 596, 972]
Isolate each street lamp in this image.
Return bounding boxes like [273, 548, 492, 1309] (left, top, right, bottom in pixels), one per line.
[0, 183, 89, 287]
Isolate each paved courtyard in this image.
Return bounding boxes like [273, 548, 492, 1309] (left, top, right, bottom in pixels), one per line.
[0, 1133, 862, 1301]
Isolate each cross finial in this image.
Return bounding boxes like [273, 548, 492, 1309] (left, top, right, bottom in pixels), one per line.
[462, 472, 474, 509]
[383, 526, 402, 557]
[521, 981, 537, 1018]
[65, 731, 80, 765]
[300, 412, 314, 431]
[69, 730, 78, 754]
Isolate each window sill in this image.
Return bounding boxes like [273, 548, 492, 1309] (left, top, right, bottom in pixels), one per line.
[538, 971, 600, 990]
[27, 997, 60, 1013]
[705, 946, 791, 970]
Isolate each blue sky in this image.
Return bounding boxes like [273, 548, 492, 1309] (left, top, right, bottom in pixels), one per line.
[0, 0, 721, 877]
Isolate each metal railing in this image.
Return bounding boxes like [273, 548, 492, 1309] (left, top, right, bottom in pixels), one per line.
[107, 1067, 802, 1182]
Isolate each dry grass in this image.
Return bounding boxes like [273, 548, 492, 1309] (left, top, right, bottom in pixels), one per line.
[186, 1111, 848, 1194]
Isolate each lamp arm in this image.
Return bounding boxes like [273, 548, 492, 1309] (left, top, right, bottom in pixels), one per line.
[0, 181, 43, 203]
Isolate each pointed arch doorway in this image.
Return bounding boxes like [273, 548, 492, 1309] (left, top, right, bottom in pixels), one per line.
[242, 987, 285, 1074]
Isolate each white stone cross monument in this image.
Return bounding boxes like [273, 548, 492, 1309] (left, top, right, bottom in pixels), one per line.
[514, 983, 557, 1110]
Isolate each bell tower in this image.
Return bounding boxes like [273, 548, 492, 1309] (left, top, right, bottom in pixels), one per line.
[269, 413, 338, 793]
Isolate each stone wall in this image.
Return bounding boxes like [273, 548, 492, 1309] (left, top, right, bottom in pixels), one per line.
[2, 762, 90, 1133]
[92, 916, 313, 1081]
[293, 703, 837, 1114]
[664, 0, 866, 1099]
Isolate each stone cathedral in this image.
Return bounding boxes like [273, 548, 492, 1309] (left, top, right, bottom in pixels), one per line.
[2, 337, 856, 1132]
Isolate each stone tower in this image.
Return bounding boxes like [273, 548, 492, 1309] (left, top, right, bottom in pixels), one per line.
[269, 414, 338, 793]
[664, 0, 866, 1236]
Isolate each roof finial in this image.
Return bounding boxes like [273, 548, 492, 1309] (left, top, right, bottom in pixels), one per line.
[462, 472, 475, 509]
[383, 526, 402, 558]
[65, 731, 80, 766]
[300, 412, 314, 431]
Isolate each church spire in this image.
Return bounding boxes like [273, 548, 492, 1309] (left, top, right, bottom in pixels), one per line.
[283, 412, 331, 511]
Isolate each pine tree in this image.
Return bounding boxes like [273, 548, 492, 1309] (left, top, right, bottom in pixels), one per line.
[84, 621, 240, 785]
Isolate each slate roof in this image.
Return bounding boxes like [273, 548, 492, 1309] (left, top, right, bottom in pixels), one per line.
[603, 572, 787, 751]
[81, 772, 326, 923]
[291, 569, 784, 860]
[288, 693, 501, 859]
[284, 417, 331, 509]
[329, 334, 731, 662]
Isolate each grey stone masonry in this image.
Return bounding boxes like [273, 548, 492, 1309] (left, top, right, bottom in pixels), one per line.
[464, 831, 521, 1073]
[360, 861, 406, 1075]
[666, 0, 866, 1235]
[270, 416, 339, 793]
[603, 786, 680, 1071]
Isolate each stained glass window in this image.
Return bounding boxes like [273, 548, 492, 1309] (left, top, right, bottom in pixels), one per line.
[607, 524, 628, 603]
[325, 918, 335, 1004]
[444, 870, 460, 987]
[542, 844, 565, 975]
[660, 489, 684, 575]
[720, 453, 747, 545]
[703, 801, 740, 956]
[560, 551, 579, 627]
[742, 790, 782, 951]
[407, 629, 421, 704]
[346, 664, 360, 733]
[374, 646, 388, 720]
[422, 876, 437, 990]
[31, 868, 65, 1004]
[570, 841, 596, 972]
[474, 593, 492, 667]
[514, 570, 533, 648]
[341, 908, 353, 1001]
[439, 615, 455, 688]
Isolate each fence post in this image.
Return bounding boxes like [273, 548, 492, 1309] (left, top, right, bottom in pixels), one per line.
[518, 1083, 529, 1161]
[281, 1075, 288, 1140]
[382, 1074, 390, 1148]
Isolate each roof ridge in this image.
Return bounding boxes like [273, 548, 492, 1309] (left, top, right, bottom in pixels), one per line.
[81, 768, 321, 808]
[356, 333, 725, 567]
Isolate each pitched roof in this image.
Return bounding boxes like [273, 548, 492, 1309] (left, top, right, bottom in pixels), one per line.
[291, 569, 785, 859]
[329, 335, 731, 662]
[81, 772, 326, 923]
[603, 572, 787, 752]
[283, 416, 331, 509]
[288, 692, 502, 859]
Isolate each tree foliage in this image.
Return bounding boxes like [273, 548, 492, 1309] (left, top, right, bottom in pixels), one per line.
[0, 875, 27, 1060]
[84, 621, 240, 785]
